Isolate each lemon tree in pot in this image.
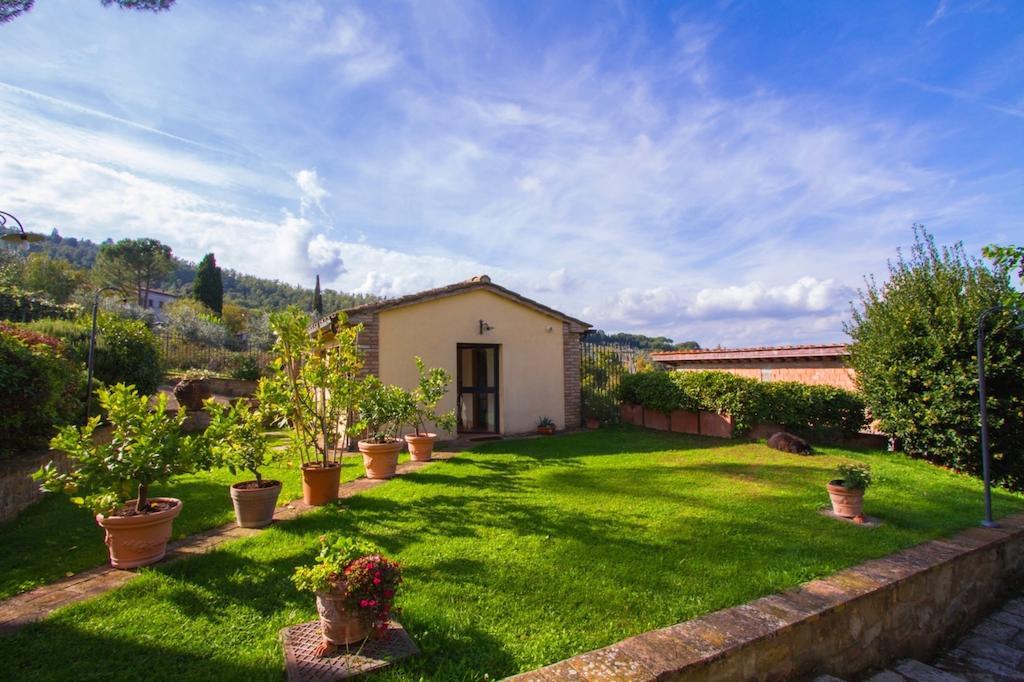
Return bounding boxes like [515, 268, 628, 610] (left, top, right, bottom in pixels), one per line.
[205, 398, 281, 528]
[261, 307, 365, 506]
[38, 384, 211, 568]
[356, 376, 412, 479]
[828, 462, 872, 519]
[404, 357, 457, 462]
[293, 534, 402, 648]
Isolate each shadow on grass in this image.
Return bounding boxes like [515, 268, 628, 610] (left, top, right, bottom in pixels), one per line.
[0, 619, 273, 681]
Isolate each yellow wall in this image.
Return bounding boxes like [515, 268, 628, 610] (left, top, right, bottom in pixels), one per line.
[378, 289, 566, 436]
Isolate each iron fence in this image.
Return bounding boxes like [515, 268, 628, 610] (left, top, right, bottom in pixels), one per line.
[156, 329, 272, 378]
[580, 340, 648, 423]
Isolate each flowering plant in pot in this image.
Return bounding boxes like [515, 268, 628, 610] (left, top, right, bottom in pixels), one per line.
[173, 369, 212, 411]
[403, 356, 457, 462]
[38, 383, 211, 568]
[537, 416, 556, 435]
[260, 307, 365, 506]
[355, 376, 413, 479]
[827, 462, 872, 519]
[292, 533, 402, 647]
[205, 398, 281, 528]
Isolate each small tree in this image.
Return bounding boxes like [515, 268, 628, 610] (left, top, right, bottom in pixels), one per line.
[40, 384, 209, 514]
[259, 307, 364, 468]
[205, 399, 273, 486]
[356, 375, 414, 443]
[192, 253, 224, 316]
[406, 356, 457, 435]
[846, 227, 1024, 489]
[22, 253, 86, 304]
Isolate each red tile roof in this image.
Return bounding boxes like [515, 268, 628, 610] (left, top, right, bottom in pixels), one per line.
[651, 343, 849, 363]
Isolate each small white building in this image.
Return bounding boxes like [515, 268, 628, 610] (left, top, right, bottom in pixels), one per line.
[140, 288, 179, 321]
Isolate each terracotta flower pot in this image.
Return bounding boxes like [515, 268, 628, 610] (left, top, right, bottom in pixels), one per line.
[96, 497, 182, 569]
[404, 433, 437, 462]
[827, 481, 865, 518]
[229, 480, 282, 528]
[172, 379, 211, 411]
[316, 586, 370, 645]
[302, 463, 341, 506]
[585, 418, 600, 429]
[537, 426, 555, 436]
[358, 440, 402, 479]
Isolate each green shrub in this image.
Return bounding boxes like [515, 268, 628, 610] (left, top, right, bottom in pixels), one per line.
[24, 314, 161, 396]
[620, 369, 866, 438]
[847, 229, 1024, 490]
[0, 329, 86, 454]
[230, 354, 261, 381]
[0, 286, 78, 322]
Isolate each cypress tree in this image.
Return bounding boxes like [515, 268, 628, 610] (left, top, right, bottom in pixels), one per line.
[193, 252, 223, 315]
[313, 274, 324, 316]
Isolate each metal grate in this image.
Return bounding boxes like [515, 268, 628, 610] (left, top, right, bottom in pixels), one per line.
[280, 620, 419, 681]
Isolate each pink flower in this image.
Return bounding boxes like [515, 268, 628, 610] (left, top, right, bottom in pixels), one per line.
[373, 577, 381, 585]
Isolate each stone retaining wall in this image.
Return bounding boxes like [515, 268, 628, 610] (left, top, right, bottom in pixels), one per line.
[0, 451, 69, 523]
[507, 513, 1024, 681]
[165, 376, 257, 397]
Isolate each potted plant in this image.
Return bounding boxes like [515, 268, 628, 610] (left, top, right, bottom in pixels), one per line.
[205, 398, 282, 528]
[403, 357, 457, 462]
[827, 462, 872, 519]
[173, 369, 212, 411]
[260, 307, 365, 506]
[537, 416, 556, 435]
[292, 533, 402, 649]
[356, 376, 412, 479]
[38, 384, 210, 568]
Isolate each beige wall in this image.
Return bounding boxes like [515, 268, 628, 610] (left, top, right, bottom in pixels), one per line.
[670, 359, 857, 391]
[377, 289, 567, 435]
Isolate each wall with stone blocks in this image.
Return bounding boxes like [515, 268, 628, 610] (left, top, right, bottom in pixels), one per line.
[0, 451, 68, 523]
[508, 514, 1024, 681]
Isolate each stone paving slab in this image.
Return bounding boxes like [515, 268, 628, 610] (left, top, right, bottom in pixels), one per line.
[0, 448, 463, 634]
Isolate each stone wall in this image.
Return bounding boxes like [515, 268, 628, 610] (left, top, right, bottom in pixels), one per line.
[0, 451, 69, 523]
[508, 514, 1024, 681]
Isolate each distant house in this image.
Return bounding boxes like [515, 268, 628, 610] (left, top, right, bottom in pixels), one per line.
[140, 288, 179, 320]
[317, 275, 591, 437]
[651, 344, 856, 391]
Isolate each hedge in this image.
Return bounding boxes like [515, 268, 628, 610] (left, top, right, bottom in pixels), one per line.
[0, 327, 86, 454]
[619, 370, 867, 438]
[0, 286, 78, 323]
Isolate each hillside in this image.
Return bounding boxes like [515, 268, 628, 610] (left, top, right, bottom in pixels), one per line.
[34, 230, 378, 312]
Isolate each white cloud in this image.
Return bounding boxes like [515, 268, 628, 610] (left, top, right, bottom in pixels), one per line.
[308, 6, 400, 84]
[294, 168, 329, 213]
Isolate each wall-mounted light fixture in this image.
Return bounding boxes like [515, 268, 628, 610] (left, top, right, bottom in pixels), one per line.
[0, 211, 45, 251]
[479, 320, 494, 335]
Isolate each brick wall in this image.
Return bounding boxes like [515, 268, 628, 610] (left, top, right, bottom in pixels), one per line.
[562, 323, 582, 429]
[350, 313, 380, 379]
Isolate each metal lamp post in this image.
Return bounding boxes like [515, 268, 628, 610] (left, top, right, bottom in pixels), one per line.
[977, 305, 1024, 528]
[0, 211, 45, 250]
[85, 287, 124, 421]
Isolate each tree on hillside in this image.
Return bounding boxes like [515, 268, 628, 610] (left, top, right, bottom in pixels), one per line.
[1, 0, 174, 23]
[22, 253, 86, 303]
[192, 253, 223, 315]
[93, 238, 173, 308]
[846, 227, 1024, 490]
[312, 275, 324, 316]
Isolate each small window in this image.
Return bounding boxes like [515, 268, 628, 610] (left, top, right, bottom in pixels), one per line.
[760, 368, 772, 382]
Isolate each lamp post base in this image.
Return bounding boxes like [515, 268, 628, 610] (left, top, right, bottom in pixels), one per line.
[981, 520, 1000, 528]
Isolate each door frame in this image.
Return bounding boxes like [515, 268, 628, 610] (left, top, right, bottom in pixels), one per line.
[456, 343, 500, 434]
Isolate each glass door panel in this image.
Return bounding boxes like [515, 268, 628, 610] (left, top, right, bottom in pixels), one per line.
[456, 345, 499, 433]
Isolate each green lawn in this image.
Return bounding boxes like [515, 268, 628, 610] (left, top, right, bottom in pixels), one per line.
[0, 434, 391, 600]
[0, 426, 1021, 681]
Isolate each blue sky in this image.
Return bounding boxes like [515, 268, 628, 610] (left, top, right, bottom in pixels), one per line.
[0, 0, 1021, 346]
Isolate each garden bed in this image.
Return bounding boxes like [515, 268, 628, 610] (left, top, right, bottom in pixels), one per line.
[0, 426, 1020, 680]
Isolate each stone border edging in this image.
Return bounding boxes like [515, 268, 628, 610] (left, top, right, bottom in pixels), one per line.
[506, 513, 1024, 681]
[0, 451, 461, 634]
